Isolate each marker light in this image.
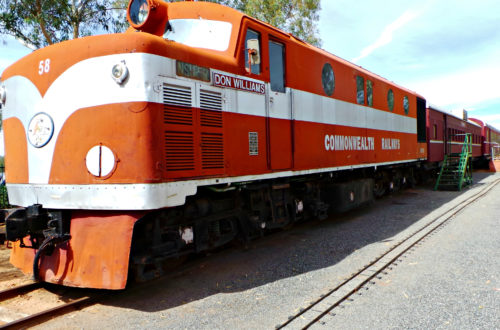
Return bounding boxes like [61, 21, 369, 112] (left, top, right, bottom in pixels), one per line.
[111, 61, 129, 84]
[0, 85, 6, 106]
[86, 145, 116, 178]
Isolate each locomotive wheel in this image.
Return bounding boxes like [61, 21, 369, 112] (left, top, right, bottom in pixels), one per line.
[373, 180, 386, 198]
[391, 170, 403, 193]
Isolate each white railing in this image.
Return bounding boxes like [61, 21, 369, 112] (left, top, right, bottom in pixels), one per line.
[492, 144, 500, 161]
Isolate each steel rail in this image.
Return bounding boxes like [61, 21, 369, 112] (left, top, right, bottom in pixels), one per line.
[278, 177, 500, 329]
[0, 282, 43, 302]
[0, 293, 104, 330]
[0, 282, 108, 329]
[0, 250, 209, 329]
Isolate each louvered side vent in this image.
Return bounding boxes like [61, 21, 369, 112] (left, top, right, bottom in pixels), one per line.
[201, 133, 224, 169]
[200, 89, 223, 127]
[163, 84, 193, 125]
[165, 131, 195, 171]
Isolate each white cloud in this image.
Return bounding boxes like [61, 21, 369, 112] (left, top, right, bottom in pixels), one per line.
[477, 114, 500, 122]
[0, 58, 16, 75]
[0, 36, 32, 76]
[473, 114, 500, 131]
[352, 8, 423, 63]
[409, 62, 500, 109]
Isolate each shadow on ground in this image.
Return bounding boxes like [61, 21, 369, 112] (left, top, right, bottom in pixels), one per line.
[86, 172, 499, 312]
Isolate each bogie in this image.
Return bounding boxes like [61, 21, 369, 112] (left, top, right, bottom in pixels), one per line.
[129, 168, 410, 282]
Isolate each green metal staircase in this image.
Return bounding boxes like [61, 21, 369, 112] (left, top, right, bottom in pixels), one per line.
[434, 133, 473, 191]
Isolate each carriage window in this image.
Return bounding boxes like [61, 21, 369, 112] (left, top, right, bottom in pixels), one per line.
[433, 124, 437, 139]
[245, 29, 261, 75]
[269, 41, 285, 93]
[367, 80, 373, 106]
[322, 63, 335, 96]
[356, 76, 365, 105]
[387, 89, 394, 111]
[403, 96, 409, 115]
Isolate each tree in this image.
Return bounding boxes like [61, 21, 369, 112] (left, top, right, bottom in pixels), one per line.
[119, 0, 322, 46]
[0, 0, 128, 49]
[0, 0, 321, 49]
[192, 0, 322, 47]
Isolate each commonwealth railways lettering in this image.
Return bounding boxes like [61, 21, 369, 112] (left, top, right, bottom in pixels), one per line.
[381, 138, 400, 150]
[324, 134, 375, 151]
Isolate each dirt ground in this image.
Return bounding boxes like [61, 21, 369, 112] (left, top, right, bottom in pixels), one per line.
[0, 244, 32, 291]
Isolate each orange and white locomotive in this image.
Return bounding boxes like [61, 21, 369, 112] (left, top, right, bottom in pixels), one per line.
[1, 0, 429, 289]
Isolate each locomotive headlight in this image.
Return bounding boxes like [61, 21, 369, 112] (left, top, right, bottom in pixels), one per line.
[0, 85, 6, 106]
[111, 61, 129, 84]
[129, 0, 149, 26]
[127, 0, 168, 35]
[27, 113, 54, 148]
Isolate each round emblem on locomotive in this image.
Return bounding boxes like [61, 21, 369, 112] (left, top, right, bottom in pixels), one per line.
[27, 113, 54, 148]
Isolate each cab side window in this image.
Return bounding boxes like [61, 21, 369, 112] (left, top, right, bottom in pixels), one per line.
[245, 29, 261, 75]
[356, 76, 365, 105]
[367, 80, 373, 106]
[268, 40, 285, 93]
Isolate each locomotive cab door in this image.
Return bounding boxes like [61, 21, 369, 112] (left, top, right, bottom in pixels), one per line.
[266, 40, 293, 170]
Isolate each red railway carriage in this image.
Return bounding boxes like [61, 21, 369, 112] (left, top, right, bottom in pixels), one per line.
[490, 125, 500, 157]
[1, 0, 427, 289]
[470, 118, 500, 159]
[426, 106, 481, 163]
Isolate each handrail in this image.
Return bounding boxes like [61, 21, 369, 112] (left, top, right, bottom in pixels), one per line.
[435, 133, 473, 191]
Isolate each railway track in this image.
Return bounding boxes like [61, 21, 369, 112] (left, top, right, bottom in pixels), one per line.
[278, 177, 500, 329]
[0, 178, 497, 328]
[0, 282, 103, 329]
[0, 252, 209, 329]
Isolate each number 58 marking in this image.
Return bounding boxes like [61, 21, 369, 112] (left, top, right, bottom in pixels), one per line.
[38, 59, 50, 75]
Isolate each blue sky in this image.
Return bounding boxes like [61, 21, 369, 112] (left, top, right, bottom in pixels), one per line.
[0, 0, 499, 148]
[318, 0, 500, 128]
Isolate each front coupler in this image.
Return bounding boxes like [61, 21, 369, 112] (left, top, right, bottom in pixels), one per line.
[5, 204, 69, 250]
[6, 204, 71, 281]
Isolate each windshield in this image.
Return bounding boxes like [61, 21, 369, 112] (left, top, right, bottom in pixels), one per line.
[164, 19, 232, 52]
